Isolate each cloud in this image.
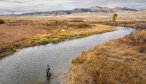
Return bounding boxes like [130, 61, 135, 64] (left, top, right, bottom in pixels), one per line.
[0, 0, 146, 15]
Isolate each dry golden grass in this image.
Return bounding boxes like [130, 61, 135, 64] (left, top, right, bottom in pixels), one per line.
[96, 21, 146, 29]
[0, 20, 113, 58]
[19, 24, 113, 47]
[65, 30, 146, 84]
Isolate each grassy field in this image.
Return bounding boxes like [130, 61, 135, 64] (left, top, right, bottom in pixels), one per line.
[65, 30, 146, 84]
[1, 10, 146, 21]
[95, 21, 146, 29]
[0, 19, 114, 58]
[1, 12, 146, 83]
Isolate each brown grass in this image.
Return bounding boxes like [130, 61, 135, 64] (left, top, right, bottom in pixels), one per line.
[0, 20, 114, 58]
[95, 21, 146, 29]
[65, 30, 146, 84]
[0, 25, 50, 48]
[18, 24, 113, 47]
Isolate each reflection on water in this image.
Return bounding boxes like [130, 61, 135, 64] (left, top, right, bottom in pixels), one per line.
[0, 27, 134, 84]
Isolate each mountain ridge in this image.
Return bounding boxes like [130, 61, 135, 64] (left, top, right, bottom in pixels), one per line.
[9, 6, 139, 16]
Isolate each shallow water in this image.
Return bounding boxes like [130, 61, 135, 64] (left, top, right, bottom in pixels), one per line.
[0, 27, 134, 84]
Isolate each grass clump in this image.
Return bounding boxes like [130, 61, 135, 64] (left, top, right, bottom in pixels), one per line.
[122, 30, 146, 53]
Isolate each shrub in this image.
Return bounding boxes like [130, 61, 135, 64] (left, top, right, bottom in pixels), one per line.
[0, 19, 5, 24]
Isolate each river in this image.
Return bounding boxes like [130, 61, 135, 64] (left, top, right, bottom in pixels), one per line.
[0, 27, 135, 84]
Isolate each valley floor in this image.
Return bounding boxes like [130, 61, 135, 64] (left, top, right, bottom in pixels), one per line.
[65, 29, 146, 84]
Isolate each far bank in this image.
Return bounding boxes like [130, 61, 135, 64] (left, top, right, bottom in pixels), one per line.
[0, 20, 114, 58]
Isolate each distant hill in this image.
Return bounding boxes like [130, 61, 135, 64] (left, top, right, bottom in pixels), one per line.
[13, 6, 138, 16]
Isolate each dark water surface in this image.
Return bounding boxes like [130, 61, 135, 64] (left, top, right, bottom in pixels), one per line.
[0, 27, 135, 84]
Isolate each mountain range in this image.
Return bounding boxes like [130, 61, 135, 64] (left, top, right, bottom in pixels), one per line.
[11, 6, 138, 16]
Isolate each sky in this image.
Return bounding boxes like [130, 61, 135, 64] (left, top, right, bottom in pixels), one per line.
[0, 0, 146, 15]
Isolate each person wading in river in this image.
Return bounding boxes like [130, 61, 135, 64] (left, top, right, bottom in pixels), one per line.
[46, 65, 51, 78]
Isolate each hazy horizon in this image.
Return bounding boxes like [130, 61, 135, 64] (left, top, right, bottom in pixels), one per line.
[0, 0, 146, 15]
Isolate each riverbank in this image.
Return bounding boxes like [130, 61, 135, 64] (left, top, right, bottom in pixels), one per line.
[0, 20, 114, 58]
[0, 27, 135, 84]
[95, 21, 146, 29]
[65, 29, 146, 84]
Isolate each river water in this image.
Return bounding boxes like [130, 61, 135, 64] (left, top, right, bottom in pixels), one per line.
[0, 27, 134, 84]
